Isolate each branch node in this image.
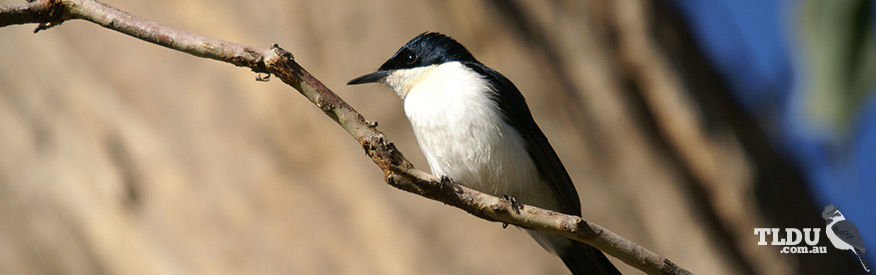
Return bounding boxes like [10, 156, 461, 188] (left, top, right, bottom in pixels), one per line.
[255, 73, 270, 82]
[243, 48, 267, 72]
[33, 22, 48, 32]
[270, 43, 294, 61]
[19, 0, 66, 33]
[33, 20, 60, 33]
[315, 94, 335, 111]
[490, 202, 505, 213]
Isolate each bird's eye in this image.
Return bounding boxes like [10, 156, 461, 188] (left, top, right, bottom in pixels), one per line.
[405, 53, 416, 64]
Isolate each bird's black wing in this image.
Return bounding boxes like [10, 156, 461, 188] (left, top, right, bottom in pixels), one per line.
[464, 62, 582, 216]
[834, 220, 867, 253]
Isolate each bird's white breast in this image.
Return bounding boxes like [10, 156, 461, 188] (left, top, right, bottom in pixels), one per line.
[396, 62, 555, 208]
[826, 218, 853, 250]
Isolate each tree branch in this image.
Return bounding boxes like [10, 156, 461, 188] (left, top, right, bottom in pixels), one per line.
[0, 0, 61, 30]
[0, 0, 692, 274]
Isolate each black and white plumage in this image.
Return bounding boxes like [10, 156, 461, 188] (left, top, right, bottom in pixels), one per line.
[823, 204, 870, 272]
[348, 32, 619, 275]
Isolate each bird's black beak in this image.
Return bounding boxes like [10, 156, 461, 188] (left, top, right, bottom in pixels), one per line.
[347, 70, 391, 85]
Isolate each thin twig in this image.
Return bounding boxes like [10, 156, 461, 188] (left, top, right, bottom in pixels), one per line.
[0, 1, 692, 274]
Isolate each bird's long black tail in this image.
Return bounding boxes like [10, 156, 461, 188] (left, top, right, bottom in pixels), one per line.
[560, 241, 621, 275]
[853, 249, 871, 273]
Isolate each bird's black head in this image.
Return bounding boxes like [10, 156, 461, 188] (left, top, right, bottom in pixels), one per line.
[378, 32, 476, 70]
[348, 32, 477, 85]
[822, 204, 840, 220]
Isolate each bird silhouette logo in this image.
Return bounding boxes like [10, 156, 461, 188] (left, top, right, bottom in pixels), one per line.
[823, 204, 870, 272]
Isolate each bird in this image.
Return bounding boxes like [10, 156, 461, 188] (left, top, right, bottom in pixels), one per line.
[823, 204, 870, 272]
[347, 32, 620, 275]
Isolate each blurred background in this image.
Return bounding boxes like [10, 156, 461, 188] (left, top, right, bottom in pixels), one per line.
[0, 0, 873, 274]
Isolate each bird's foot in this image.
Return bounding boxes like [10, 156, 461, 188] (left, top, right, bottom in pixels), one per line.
[503, 194, 522, 215]
[438, 175, 454, 191]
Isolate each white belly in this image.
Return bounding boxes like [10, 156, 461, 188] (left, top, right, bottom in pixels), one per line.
[826, 221, 853, 250]
[400, 62, 558, 210]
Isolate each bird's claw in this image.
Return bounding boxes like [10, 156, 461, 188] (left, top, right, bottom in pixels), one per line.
[439, 175, 454, 191]
[503, 195, 521, 214]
